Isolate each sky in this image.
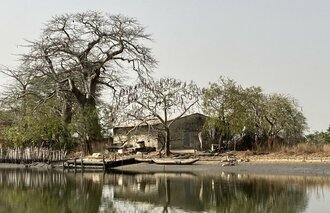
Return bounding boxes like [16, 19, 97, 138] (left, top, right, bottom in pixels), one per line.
[0, 0, 329, 132]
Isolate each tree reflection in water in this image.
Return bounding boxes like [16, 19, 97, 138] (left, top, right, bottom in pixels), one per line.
[101, 172, 312, 213]
[0, 168, 329, 212]
[0, 168, 102, 213]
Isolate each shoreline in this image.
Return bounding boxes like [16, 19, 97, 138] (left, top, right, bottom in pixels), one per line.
[0, 162, 52, 169]
[1, 156, 330, 177]
[112, 160, 330, 177]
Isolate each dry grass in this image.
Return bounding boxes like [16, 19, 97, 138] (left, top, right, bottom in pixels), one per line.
[323, 144, 330, 153]
[279, 143, 326, 155]
[238, 143, 328, 157]
[226, 143, 330, 162]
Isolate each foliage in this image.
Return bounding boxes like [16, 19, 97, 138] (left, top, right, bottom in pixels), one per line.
[70, 105, 102, 140]
[2, 97, 73, 149]
[306, 129, 330, 144]
[202, 77, 307, 149]
[202, 78, 258, 140]
[262, 94, 307, 144]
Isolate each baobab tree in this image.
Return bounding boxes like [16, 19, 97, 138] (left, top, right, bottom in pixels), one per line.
[18, 11, 156, 153]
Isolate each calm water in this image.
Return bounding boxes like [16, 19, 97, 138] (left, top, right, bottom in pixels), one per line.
[0, 168, 329, 213]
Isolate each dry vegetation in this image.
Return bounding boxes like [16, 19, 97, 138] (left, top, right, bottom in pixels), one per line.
[239, 143, 330, 162]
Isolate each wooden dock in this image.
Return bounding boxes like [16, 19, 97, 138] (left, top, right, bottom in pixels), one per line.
[64, 158, 137, 171]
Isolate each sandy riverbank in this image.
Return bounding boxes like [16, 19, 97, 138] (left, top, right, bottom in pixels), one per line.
[0, 160, 329, 176]
[113, 160, 330, 177]
[109, 149, 330, 176]
[1, 150, 330, 177]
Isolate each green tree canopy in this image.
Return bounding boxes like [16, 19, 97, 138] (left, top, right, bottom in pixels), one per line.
[202, 77, 307, 149]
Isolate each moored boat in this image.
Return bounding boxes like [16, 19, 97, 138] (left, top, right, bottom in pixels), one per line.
[135, 158, 154, 163]
[152, 158, 199, 165]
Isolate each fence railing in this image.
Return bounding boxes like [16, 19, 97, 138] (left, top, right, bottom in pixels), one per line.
[0, 147, 67, 164]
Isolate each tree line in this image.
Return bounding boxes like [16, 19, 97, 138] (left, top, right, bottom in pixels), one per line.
[202, 77, 307, 150]
[0, 11, 308, 156]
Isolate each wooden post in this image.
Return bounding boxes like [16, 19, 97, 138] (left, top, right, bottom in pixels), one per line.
[74, 158, 77, 170]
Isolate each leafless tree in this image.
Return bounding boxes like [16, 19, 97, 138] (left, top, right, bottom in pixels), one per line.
[0, 65, 34, 117]
[122, 78, 201, 156]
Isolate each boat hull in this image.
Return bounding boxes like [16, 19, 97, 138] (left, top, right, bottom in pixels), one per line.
[152, 158, 199, 165]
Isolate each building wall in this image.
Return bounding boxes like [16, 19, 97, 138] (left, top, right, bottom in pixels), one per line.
[113, 113, 206, 150]
[113, 125, 159, 148]
[168, 113, 206, 149]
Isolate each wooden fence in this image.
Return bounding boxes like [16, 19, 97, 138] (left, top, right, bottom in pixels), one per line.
[0, 147, 67, 164]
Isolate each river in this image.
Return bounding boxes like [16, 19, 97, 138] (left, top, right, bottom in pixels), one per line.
[0, 168, 329, 212]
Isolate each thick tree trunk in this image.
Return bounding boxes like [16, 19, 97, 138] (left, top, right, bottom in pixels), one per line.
[59, 99, 72, 149]
[62, 99, 72, 125]
[78, 101, 101, 155]
[68, 76, 102, 155]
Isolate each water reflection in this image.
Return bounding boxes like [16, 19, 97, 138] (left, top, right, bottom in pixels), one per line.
[0, 169, 102, 213]
[99, 172, 310, 213]
[0, 168, 329, 213]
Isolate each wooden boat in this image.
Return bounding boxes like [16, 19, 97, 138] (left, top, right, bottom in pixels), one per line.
[135, 158, 154, 163]
[152, 158, 199, 165]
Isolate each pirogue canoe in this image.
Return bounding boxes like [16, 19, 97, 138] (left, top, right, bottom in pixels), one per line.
[152, 158, 199, 165]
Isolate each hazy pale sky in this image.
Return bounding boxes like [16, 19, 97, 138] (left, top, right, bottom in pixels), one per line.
[0, 0, 329, 132]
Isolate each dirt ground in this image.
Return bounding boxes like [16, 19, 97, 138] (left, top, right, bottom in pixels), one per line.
[113, 161, 330, 177]
[134, 149, 330, 163]
[113, 150, 330, 177]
